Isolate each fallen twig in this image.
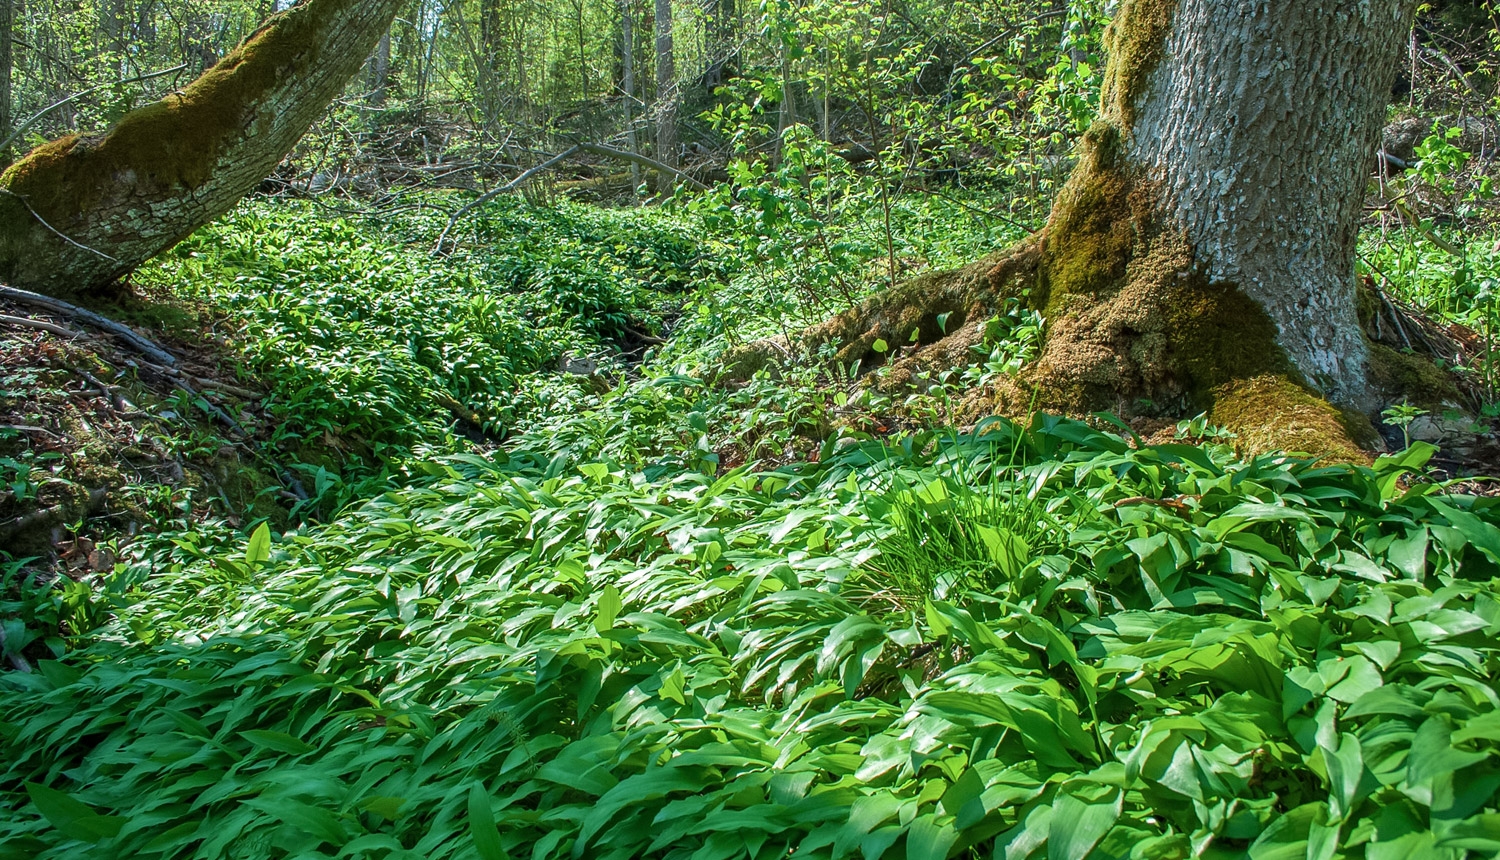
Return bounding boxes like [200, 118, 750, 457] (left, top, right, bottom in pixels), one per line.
[0, 313, 82, 339]
[0, 284, 179, 367]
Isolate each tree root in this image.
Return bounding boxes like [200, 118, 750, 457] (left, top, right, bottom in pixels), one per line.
[0, 284, 180, 367]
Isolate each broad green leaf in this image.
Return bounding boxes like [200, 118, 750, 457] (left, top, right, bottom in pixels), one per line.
[25, 783, 123, 843]
[239, 730, 315, 755]
[1048, 787, 1121, 860]
[596, 584, 622, 632]
[906, 814, 959, 860]
[245, 522, 272, 566]
[468, 783, 511, 860]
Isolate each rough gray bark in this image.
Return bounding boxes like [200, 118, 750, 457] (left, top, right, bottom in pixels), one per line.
[654, 0, 677, 168]
[368, 30, 393, 107]
[1122, 0, 1417, 407]
[0, 0, 406, 298]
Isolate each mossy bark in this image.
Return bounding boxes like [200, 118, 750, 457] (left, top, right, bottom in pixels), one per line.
[730, 0, 1421, 457]
[0, 0, 404, 298]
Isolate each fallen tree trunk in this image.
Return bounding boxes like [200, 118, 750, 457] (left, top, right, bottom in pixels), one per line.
[0, 0, 405, 299]
[434, 142, 707, 253]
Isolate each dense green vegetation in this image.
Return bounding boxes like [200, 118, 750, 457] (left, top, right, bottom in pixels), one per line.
[4, 190, 1500, 856]
[7, 1, 1500, 858]
[8, 362, 1500, 857]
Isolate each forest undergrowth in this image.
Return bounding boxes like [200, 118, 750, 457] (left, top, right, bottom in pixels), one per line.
[5, 160, 1500, 857]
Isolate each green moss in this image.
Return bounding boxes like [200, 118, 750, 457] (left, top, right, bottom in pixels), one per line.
[1032, 116, 1293, 412]
[1101, 0, 1179, 127]
[1367, 343, 1462, 409]
[1036, 125, 1135, 314]
[213, 452, 291, 529]
[1210, 375, 1373, 462]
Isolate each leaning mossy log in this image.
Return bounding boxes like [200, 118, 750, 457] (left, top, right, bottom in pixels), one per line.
[0, 0, 405, 298]
[726, 0, 1422, 459]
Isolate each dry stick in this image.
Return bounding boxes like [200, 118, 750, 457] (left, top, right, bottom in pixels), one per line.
[137, 359, 262, 399]
[1356, 253, 1414, 350]
[433, 145, 581, 253]
[0, 284, 179, 367]
[572, 143, 710, 191]
[1384, 192, 1465, 257]
[0, 189, 118, 262]
[0, 313, 82, 339]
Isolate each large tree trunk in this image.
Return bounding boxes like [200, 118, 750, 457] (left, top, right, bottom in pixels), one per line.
[736, 0, 1420, 456]
[1092, 0, 1414, 407]
[0, 0, 406, 299]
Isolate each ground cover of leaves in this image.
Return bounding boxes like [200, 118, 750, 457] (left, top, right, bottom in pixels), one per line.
[3, 415, 1500, 859]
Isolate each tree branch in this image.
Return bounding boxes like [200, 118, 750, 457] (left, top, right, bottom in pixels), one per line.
[573, 142, 710, 191]
[434, 146, 581, 254]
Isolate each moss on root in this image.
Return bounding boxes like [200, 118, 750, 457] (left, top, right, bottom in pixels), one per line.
[1027, 117, 1297, 418]
[718, 242, 1042, 385]
[1210, 375, 1377, 463]
[1366, 343, 1463, 410]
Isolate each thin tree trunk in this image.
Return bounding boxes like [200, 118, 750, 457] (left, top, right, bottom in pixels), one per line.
[654, 0, 676, 169]
[368, 30, 392, 107]
[620, 0, 641, 189]
[0, 0, 11, 163]
[0, 0, 407, 298]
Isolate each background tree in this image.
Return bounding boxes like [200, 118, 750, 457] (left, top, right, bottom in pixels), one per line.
[0, 0, 406, 298]
[0, 0, 11, 163]
[654, 0, 677, 168]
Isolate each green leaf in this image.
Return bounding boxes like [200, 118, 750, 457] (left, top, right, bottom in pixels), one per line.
[596, 585, 622, 632]
[245, 522, 272, 566]
[1048, 787, 1121, 860]
[239, 729, 315, 755]
[358, 796, 407, 821]
[241, 796, 346, 844]
[25, 783, 123, 843]
[906, 813, 959, 860]
[872, 338, 889, 354]
[469, 783, 511, 860]
[659, 664, 688, 705]
[1323, 733, 1364, 821]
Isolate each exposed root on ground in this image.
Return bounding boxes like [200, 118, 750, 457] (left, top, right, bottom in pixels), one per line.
[0, 285, 289, 565]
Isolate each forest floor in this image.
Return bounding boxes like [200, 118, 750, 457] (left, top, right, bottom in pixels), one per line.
[5, 184, 1500, 857]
